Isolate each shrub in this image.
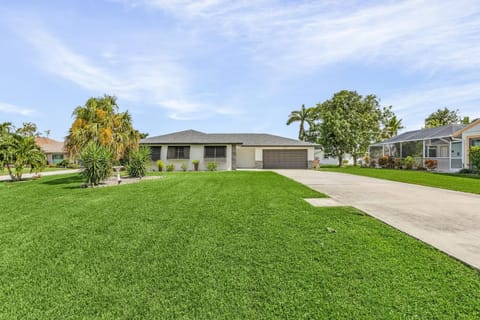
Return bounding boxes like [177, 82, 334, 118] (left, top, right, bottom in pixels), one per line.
[79, 142, 112, 186]
[369, 159, 377, 168]
[126, 147, 151, 178]
[181, 162, 188, 172]
[192, 159, 200, 171]
[363, 155, 370, 168]
[470, 146, 480, 174]
[404, 156, 415, 170]
[57, 159, 70, 167]
[207, 162, 217, 171]
[386, 156, 395, 169]
[393, 158, 402, 169]
[378, 156, 388, 168]
[157, 160, 164, 172]
[424, 159, 438, 170]
[67, 163, 81, 169]
[166, 163, 175, 172]
[342, 159, 349, 166]
[459, 168, 473, 174]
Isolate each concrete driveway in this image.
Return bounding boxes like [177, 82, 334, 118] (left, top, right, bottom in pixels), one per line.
[275, 169, 480, 270]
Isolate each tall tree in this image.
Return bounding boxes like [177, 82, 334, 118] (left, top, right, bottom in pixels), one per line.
[65, 95, 140, 161]
[0, 122, 46, 181]
[314, 91, 396, 166]
[286, 104, 314, 141]
[424, 108, 461, 128]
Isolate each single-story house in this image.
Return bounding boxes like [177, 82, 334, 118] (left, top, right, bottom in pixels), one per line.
[35, 137, 68, 165]
[140, 129, 316, 171]
[369, 119, 480, 172]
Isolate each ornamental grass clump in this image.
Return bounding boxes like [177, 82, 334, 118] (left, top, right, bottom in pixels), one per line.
[79, 142, 112, 186]
[126, 147, 151, 178]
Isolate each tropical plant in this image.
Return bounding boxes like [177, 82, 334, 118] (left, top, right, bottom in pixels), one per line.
[424, 108, 464, 128]
[424, 159, 438, 170]
[65, 95, 140, 162]
[79, 142, 112, 186]
[157, 160, 164, 172]
[166, 163, 175, 172]
[207, 162, 217, 171]
[382, 114, 404, 139]
[126, 147, 151, 178]
[286, 104, 315, 141]
[404, 156, 415, 170]
[181, 162, 188, 172]
[0, 122, 46, 181]
[469, 146, 480, 174]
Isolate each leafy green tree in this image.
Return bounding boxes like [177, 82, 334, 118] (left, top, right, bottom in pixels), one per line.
[79, 142, 113, 186]
[424, 108, 462, 128]
[314, 91, 395, 166]
[470, 146, 480, 174]
[286, 104, 315, 141]
[0, 122, 46, 181]
[66, 95, 140, 161]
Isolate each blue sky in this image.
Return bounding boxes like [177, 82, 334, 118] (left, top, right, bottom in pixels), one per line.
[1, 0, 479, 141]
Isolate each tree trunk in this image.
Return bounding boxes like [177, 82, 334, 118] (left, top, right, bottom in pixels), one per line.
[337, 154, 343, 167]
[353, 155, 358, 166]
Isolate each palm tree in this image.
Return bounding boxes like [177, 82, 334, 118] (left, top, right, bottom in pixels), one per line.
[0, 124, 46, 181]
[65, 95, 139, 161]
[286, 104, 314, 141]
[383, 115, 404, 139]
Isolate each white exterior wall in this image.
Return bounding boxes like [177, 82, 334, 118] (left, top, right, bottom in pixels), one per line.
[314, 150, 353, 165]
[236, 147, 255, 168]
[150, 144, 232, 171]
[462, 123, 480, 168]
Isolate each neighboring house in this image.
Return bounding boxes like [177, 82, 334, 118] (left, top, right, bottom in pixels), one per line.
[369, 119, 480, 172]
[140, 129, 316, 171]
[35, 137, 67, 165]
[314, 149, 354, 166]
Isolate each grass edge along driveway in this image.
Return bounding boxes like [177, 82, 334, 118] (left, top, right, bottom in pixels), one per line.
[0, 171, 479, 319]
[320, 166, 480, 195]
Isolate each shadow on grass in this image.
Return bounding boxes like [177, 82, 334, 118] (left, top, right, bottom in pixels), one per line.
[40, 174, 84, 189]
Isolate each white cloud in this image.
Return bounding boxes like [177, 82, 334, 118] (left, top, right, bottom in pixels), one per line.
[0, 102, 34, 116]
[119, 0, 480, 75]
[12, 21, 237, 120]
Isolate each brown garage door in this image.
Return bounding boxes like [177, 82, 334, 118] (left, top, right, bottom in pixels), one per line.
[263, 149, 308, 169]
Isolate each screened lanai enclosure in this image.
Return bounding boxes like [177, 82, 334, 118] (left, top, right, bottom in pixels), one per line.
[369, 124, 466, 172]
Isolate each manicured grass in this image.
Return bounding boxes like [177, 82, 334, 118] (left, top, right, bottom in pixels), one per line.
[0, 166, 72, 176]
[1, 172, 479, 319]
[320, 166, 480, 194]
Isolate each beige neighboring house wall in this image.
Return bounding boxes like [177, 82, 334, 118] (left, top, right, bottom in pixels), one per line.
[35, 137, 68, 165]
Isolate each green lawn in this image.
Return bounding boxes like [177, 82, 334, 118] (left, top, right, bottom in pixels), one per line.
[0, 166, 72, 176]
[1, 172, 479, 319]
[320, 166, 480, 194]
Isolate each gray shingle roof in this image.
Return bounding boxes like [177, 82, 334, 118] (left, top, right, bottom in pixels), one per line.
[140, 129, 315, 146]
[373, 124, 466, 145]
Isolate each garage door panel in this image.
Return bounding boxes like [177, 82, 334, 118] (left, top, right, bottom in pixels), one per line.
[263, 149, 307, 169]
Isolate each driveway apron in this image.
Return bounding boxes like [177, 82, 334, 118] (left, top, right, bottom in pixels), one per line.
[275, 169, 480, 270]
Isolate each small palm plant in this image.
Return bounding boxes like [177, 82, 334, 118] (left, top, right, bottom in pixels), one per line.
[80, 142, 112, 187]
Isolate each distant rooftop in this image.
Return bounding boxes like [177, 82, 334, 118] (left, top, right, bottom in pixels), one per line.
[35, 137, 65, 153]
[140, 129, 315, 146]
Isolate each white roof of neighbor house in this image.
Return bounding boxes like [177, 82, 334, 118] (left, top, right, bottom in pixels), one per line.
[140, 129, 316, 147]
